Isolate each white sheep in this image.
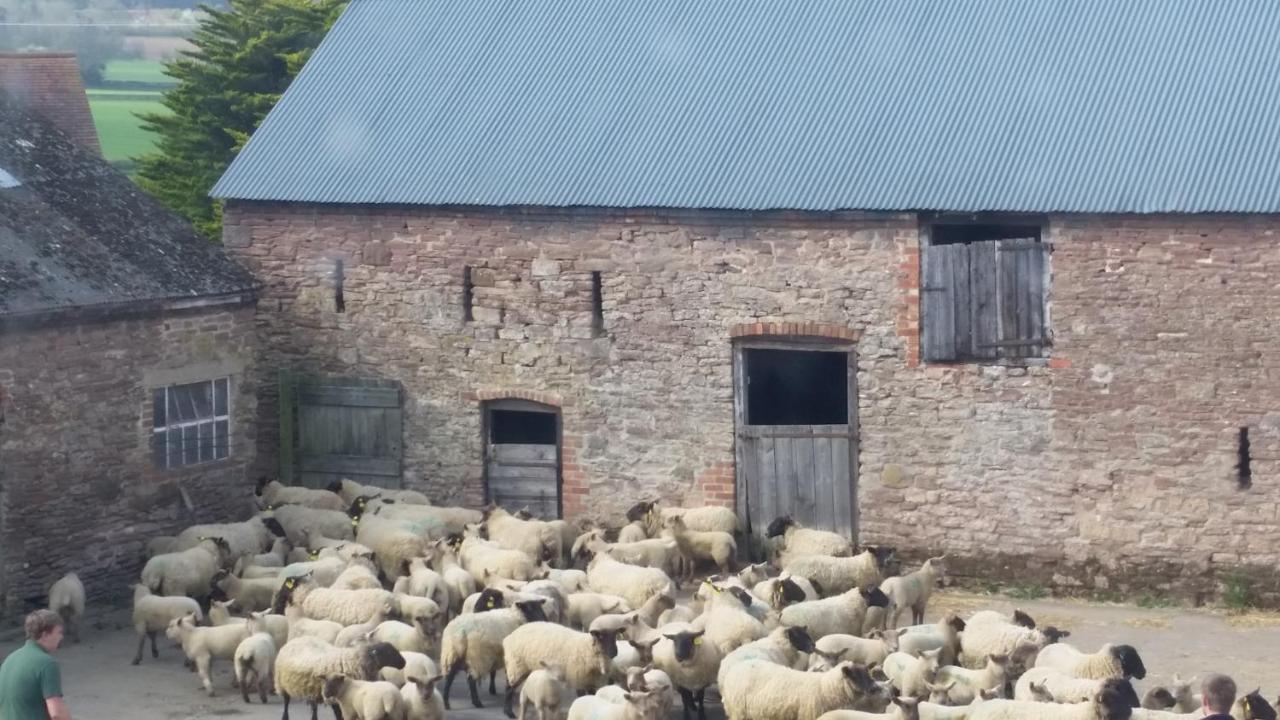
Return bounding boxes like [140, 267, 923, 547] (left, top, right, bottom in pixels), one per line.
[212, 568, 278, 612]
[568, 689, 662, 720]
[918, 689, 1003, 720]
[547, 568, 589, 592]
[266, 505, 356, 546]
[628, 501, 740, 535]
[693, 586, 768, 654]
[657, 605, 698, 626]
[233, 619, 278, 704]
[720, 659, 881, 720]
[355, 512, 428, 582]
[782, 549, 890, 595]
[900, 614, 967, 667]
[47, 572, 85, 643]
[719, 625, 816, 685]
[586, 551, 676, 610]
[967, 679, 1136, 720]
[484, 506, 563, 565]
[439, 591, 550, 709]
[141, 536, 231, 600]
[617, 520, 649, 544]
[501, 616, 629, 716]
[271, 571, 399, 626]
[369, 615, 439, 655]
[574, 532, 682, 577]
[240, 537, 292, 569]
[396, 557, 452, 619]
[331, 559, 384, 591]
[461, 535, 541, 582]
[166, 613, 251, 696]
[819, 696, 921, 720]
[959, 612, 1068, 674]
[328, 478, 432, 506]
[880, 556, 946, 628]
[882, 649, 943, 699]
[283, 604, 344, 644]
[567, 593, 633, 629]
[808, 630, 903, 672]
[1017, 668, 1142, 708]
[380, 651, 441, 687]
[130, 584, 203, 665]
[753, 574, 820, 611]
[361, 496, 481, 539]
[334, 599, 399, 647]
[277, 555, 348, 588]
[173, 517, 282, 563]
[662, 515, 736, 578]
[779, 585, 890, 639]
[430, 539, 479, 614]
[650, 623, 723, 720]
[766, 516, 854, 561]
[1034, 643, 1147, 681]
[321, 674, 406, 720]
[520, 661, 570, 720]
[255, 476, 346, 511]
[520, 579, 573, 625]
[935, 654, 1011, 704]
[274, 637, 407, 719]
[208, 601, 289, 651]
[402, 675, 445, 720]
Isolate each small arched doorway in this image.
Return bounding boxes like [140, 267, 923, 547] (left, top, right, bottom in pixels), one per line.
[482, 399, 562, 519]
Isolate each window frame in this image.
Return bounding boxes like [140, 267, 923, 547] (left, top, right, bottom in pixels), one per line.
[152, 377, 232, 469]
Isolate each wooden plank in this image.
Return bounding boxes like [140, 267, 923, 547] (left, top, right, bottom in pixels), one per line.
[487, 465, 558, 481]
[921, 243, 958, 361]
[794, 434, 817, 527]
[969, 240, 1000, 360]
[774, 437, 795, 525]
[813, 430, 836, 532]
[297, 385, 400, 408]
[492, 444, 558, 463]
[278, 369, 296, 485]
[951, 243, 972, 360]
[758, 436, 777, 528]
[488, 477, 559, 497]
[831, 436, 853, 539]
[1000, 240, 1022, 358]
[844, 348, 859, 543]
[299, 454, 400, 477]
[732, 344, 754, 551]
[1026, 240, 1048, 357]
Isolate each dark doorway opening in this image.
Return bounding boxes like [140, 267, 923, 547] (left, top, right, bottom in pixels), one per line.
[744, 348, 848, 425]
[490, 409, 557, 445]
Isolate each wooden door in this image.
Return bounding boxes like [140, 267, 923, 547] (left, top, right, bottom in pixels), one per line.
[279, 373, 403, 489]
[483, 400, 561, 519]
[733, 343, 858, 557]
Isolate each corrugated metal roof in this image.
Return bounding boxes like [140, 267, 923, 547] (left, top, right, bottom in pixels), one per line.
[212, 0, 1280, 213]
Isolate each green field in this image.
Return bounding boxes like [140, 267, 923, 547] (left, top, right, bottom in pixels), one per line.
[87, 90, 169, 170]
[102, 58, 174, 86]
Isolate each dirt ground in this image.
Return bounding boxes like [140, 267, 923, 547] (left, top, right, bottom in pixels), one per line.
[3, 590, 1278, 720]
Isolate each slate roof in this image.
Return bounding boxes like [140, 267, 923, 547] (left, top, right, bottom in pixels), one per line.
[214, 0, 1280, 214]
[0, 92, 257, 319]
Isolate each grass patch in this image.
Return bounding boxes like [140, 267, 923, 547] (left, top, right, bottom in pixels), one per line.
[87, 90, 168, 167]
[1004, 582, 1049, 600]
[102, 58, 174, 86]
[1222, 573, 1252, 613]
[1135, 593, 1178, 609]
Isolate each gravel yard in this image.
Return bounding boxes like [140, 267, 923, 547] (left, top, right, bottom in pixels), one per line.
[4, 591, 1278, 720]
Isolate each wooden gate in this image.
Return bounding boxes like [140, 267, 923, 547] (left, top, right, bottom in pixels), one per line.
[483, 400, 561, 519]
[733, 343, 858, 556]
[279, 372, 403, 490]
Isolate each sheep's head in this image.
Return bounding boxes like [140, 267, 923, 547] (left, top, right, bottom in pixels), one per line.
[1143, 687, 1177, 710]
[271, 571, 314, 613]
[726, 585, 755, 609]
[631, 636, 660, 663]
[863, 545, 897, 572]
[1027, 681, 1056, 703]
[514, 508, 534, 520]
[872, 628, 904, 652]
[1111, 644, 1146, 680]
[926, 555, 949, 586]
[662, 515, 687, 532]
[588, 627, 620, 660]
[782, 626, 814, 653]
[407, 675, 443, 699]
[365, 642, 407, 670]
[625, 501, 655, 523]
[809, 647, 847, 672]
[1095, 678, 1136, 720]
[474, 588, 505, 612]
[538, 660, 567, 682]
[765, 515, 795, 538]
[1242, 690, 1277, 720]
[1012, 609, 1036, 629]
[588, 615, 627, 659]
[943, 612, 966, 633]
[738, 563, 771, 586]
[891, 697, 920, 720]
[919, 648, 943, 674]
[412, 614, 438, 638]
[1109, 679, 1141, 709]
[515, 598, 548, 623]
[1041, 626, 1070, 644]
[663, 628, 707, 663]
[164, 613, 198, 642]
[925, 681, 956, 704]
[860, 585, 890, 608]
[624, 665, 649, 691]
[837, 661, 880, 696]
[480, 503, 503, 520]
[253, 476, 272, 496]
[772, 577, 807, 609]
[444, 533, 465, 550]
[321, 675, 349, 703]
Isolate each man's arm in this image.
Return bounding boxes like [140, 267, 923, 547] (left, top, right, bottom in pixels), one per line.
[45, 696, 70, 720]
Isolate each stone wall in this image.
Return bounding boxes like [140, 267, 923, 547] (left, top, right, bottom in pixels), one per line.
[0, 304, 258, 615]
[225, 202, 1280, 602]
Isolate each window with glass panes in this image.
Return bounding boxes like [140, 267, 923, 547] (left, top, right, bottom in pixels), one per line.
[152, 378, 230, 468]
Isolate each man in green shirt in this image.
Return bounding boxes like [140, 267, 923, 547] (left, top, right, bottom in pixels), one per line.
[0, 609, 70, 720]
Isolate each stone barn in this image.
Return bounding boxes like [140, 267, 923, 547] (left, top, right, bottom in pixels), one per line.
[0, 62, 259, 617]
[214, 0, 1280, 600]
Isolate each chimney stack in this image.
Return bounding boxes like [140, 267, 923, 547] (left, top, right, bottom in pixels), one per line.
[0, 53, 102, 156]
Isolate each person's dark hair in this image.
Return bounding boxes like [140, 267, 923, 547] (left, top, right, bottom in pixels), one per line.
[24, 609, 63, 641]
[1203, 674, 1237, 714]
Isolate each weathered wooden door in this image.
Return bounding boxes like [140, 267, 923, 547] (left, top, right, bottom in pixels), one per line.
[279, 372, 403, 489]
[733, 343, 858, 556]
[483, 400, 561, 519]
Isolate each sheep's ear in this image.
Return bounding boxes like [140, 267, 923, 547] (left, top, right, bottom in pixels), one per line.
[1173, 673, 1182, 684]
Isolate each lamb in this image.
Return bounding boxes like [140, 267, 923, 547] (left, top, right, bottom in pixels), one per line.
[256, 476, 346, 511]
[519, 661, 570, 720]
[47, 572, 85, 643]
[718, 625, 816, 686]
[573, 531, 682, 576]
[657, 605, 698, 626]
[141, 536, 231, 601]
[395, 558, 452, 620]
[650, 624, 723, 720]
[693, 585, 768, 653]
[1017, 668, 1142, 708]
[1034, 643, 1146, 681]
[369, 614, 440, 655]
[934, 654, 1011, 704]
[900, 614, 967, 667]
[331, 557, 383, 591]
[130, 584, 203, 665]
[274, 637, 406, 720]
[328, 477, 432, 506]
[567, 592, 633, 629]
[627, 501, 740, 535]
[568, 690, 662, 720]
[381, 651, 441, 687]
[720, 659, 881, 720]
[617, 520, 649, 544]
[738, 562, 772, 587]
[172, 517, 284, 563]
[209, 601, 290, 651]
[779, 585, 891, 639]
[233, 617, 278, 704]
[358, 495, 482, 539]
[818, 696, 921, 720]
[267, 505, 356, 546]
[484, 506, 563, 566]
[166, 613, 252, 696]
[547, 568, 589, 592]
[461, 535, 541, 583]
[321, 674, 407, 720]
[881, 649, 943, 699]
[401, 675, 445, 720]
[271, 571, 400, 626]
[355, 512, 428, 582]
[586, 551, 677, 610]
[241, 537, 292, 569]
[283, 604, 344, 644]
[782, 548, 893, 596]
[439, 590, 549, 709]
[277, 555, 348, 588]
[808, 630, 902, 672]
[430, 540, 479, 613]
[501, 616, 628, 717]
[1141, 687, 1179, 711]
[880, 556, 947, 628]
[767, 515, 854, 561]
[967, 678, 1135, 720]
[334, 599, 399, 647]
[212, 568, 279, 612]
[662, 515, 736, 578]
[960, 612, 1069, 674]
[521, 579, 572, 625]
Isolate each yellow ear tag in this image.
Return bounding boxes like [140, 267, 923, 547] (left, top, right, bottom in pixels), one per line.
[487, 599, 495, 608]
[309, 551, 320, 560]
[693, 638, 703, 646]
[351, 519, 359, 527]
[285, 579, 296, 588]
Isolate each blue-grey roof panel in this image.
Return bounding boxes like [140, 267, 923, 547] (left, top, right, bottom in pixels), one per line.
[212, 0, 1280, 213]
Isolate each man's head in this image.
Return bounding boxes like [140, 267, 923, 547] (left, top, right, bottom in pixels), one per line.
[24, 609, 64, 651]
[1202, 674, 1237, 715]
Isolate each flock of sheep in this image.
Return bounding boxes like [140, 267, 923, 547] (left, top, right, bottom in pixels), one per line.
[32, 477, 1280, 720]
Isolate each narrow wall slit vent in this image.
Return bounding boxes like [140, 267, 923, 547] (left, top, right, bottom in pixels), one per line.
[333, 259, 345, 313]
[1237, 427, 1252, 490]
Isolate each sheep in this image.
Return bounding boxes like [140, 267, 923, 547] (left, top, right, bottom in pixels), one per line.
[808, 630, 902, 672]
[267, 505, 356, 546]
[573, 531, 682, 576]
[147, 535, 179, 557]
[1017, 668, 1142, 708]
[649, 623, 722, 720]
[461, 535, 541, 583]
[918, 689, 1004, 720]
[130, 584, 203, 665]
[402, 675, 445, 720]
[241, 537, 292, 569]
[271, 571, 400, 626]
[627, 501, 740, 535]
[611, 637, 662, 682]
[334, 599, 399, 648]
[47, 572, 85, 643]
[166, 613, 252, 696]
[618, 520, 649, 544]
[369, 614, 440, 655]
[331, 558, 384, 591]
[967, 678, 1135, 720]
[355, 512, 429, 582]
[440, 590, 549, 709]
[173, 516, 284, 563]
[321, 674, 407, 720]
[283, 604, 344, 644]
[1034, 643, 1146, 681]
[882, 649, 943, 699]
[767, 516, 854, 561]
[693, 585, 768, 653]
[1166, 674, 1197, 712]
[274, 637, 406, 720]
[900, 614, 967, 667]
[547, 568, 589, 593]
[935, 654, 1011, 705]
[754, 574, 819, 611]
[381, 651, 441, 687]
[567, 592, 633, 629]
[587, 551, 677, 610]
[209, 601, 290, 651]
[568, 690, 663, 720]
[141, 536, 231, 600]
[277, 555, 348, 588]
[880, 556, 947, 628]
[662, 515, 736, 578]
[394, 594, 443, 633]
[429, 539, 479, 613]
[960, 612, 1069, 675]
[779, 585, 891, 640]
[657, 605, 698, 626]
[256, 476, 346, 511]
[502, 616, 629, 717]
[329, 477, 432, 506]
[233, 617, 278, 704]
[212, 568, 279, 612]
[720, 659, 881, 720]
[357, 495, 482, 539]
[395, 557, 452, 619]
[819, 696, 921, 720]
[719, 625, 816, 685]
[1141, 687, 1179, 711]
[521, 579, 572, 625]
[782, 548, 893, 596]
[520, 661, 570, 720]
[484, 506, 563, 566]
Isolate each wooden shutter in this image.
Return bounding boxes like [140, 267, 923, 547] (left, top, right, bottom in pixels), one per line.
[968, 240, 1001, 360]
[995, 237, 1048, 358]
[922, 243, 965, 361]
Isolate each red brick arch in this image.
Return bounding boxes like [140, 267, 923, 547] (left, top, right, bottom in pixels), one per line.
[467, 388, 564, 407]
[730, 321, 860, 342]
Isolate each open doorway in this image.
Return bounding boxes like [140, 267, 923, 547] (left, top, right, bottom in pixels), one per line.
[482, 399, 561, 519]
